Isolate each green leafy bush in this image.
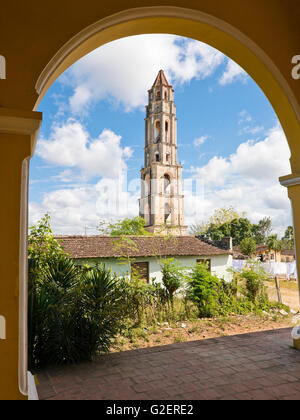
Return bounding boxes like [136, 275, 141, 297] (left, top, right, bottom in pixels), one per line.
[187, 261, 276, 318]
[239, 237, 256, 257]
[239, 260, 269, 303]
[160, 258, 185, 311]
[187, 263, 221, 317]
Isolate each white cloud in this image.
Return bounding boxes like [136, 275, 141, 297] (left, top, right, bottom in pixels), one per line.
[194, 136, 209, 147]
[187, 125, 292, 234]
[31, 120, 292, 236]
[219, 59, 248, 86]
[31, 119, 138, 234]
[238, 110, 252, 125]
[238, 125, 265, 136]
[237, 109, 265, 137]
[36, 120, 132, 179]
[29, 177, 140, 235]
[64, 35, 228, 113]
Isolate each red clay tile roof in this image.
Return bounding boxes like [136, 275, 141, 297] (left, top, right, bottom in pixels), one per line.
[55, 235, 230, 259]
[281, 249, 295, 256]
[232, 246, 246, 259]
[152, 70, 171, 88]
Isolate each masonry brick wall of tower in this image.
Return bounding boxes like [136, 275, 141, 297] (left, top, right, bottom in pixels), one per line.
[139, 70, 187, 236]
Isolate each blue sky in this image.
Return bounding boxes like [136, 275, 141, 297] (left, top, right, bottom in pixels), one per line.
[29, 34, 292, 235]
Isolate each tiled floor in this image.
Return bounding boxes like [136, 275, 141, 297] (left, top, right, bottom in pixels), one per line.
[37, 328, 300, 400]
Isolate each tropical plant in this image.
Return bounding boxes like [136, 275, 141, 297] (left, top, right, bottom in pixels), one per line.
[76, 265, 125, 356]
[266, 234, 283, 260]
[28, 215, 125, 368]
[29, 257, 124, 367]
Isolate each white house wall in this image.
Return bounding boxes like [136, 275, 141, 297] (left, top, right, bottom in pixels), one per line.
[74, 254, 233, 283]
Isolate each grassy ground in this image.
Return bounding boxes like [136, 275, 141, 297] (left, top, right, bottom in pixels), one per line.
[110, 278, 299, 354]
[111, 313, 295, 353]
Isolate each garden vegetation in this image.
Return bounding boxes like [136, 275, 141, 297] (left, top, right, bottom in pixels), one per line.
[28, 215, 288, 368]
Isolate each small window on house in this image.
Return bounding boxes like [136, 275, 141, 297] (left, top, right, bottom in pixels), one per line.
[197, 259, 211, 272]
[131, 262, 149, 283]
[166, 153, 170, 162]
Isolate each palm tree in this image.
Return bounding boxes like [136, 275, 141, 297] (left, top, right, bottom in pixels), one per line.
[266, 234, 283, 261]
[266, 234, 283, 304]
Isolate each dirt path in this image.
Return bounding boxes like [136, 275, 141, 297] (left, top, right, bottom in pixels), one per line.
[266, 280, 299, 312]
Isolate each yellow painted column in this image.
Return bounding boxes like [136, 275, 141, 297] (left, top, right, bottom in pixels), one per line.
[280, 174, 300, 302]
[0, 108, 42, 400]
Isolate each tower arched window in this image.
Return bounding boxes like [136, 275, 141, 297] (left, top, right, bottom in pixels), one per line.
[164, 91, 168, 100]
[144, 202, 150, 225]
[155, 152, 160, 162]
[156, 91, 161, 99]
[164, 202, 171, 224]
[155, 121, 160, 143]
[165, 121, 169, 142]
[144, 173, 150, 196]
[164, 174, 171, 194]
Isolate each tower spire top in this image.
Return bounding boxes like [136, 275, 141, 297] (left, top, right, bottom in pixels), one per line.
[152, 69, 171, 88]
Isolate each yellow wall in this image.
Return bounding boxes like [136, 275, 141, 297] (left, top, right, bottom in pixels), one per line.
[0, 0, 299, 399]
[0, 132, 31, 400]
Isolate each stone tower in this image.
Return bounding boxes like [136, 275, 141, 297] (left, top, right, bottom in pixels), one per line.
[139, 70, 187, 236]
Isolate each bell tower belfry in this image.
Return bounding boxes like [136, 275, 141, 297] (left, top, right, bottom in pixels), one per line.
[139, 70, 187, 236]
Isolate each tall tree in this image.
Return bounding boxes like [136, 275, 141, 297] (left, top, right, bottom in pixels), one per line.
[252, 217, 272, 245]
[281, 226, 294, 249]
[190, 207, 246, 235]
[208, 207, 246, 228]
[239, 237, 256, 257]
[203, 217, 253, 246]
[28, 213, 65, 268]
[98, 217, 150, 236]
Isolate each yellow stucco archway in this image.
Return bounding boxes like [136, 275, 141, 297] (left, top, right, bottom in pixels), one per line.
[0, 2, 299, 400]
